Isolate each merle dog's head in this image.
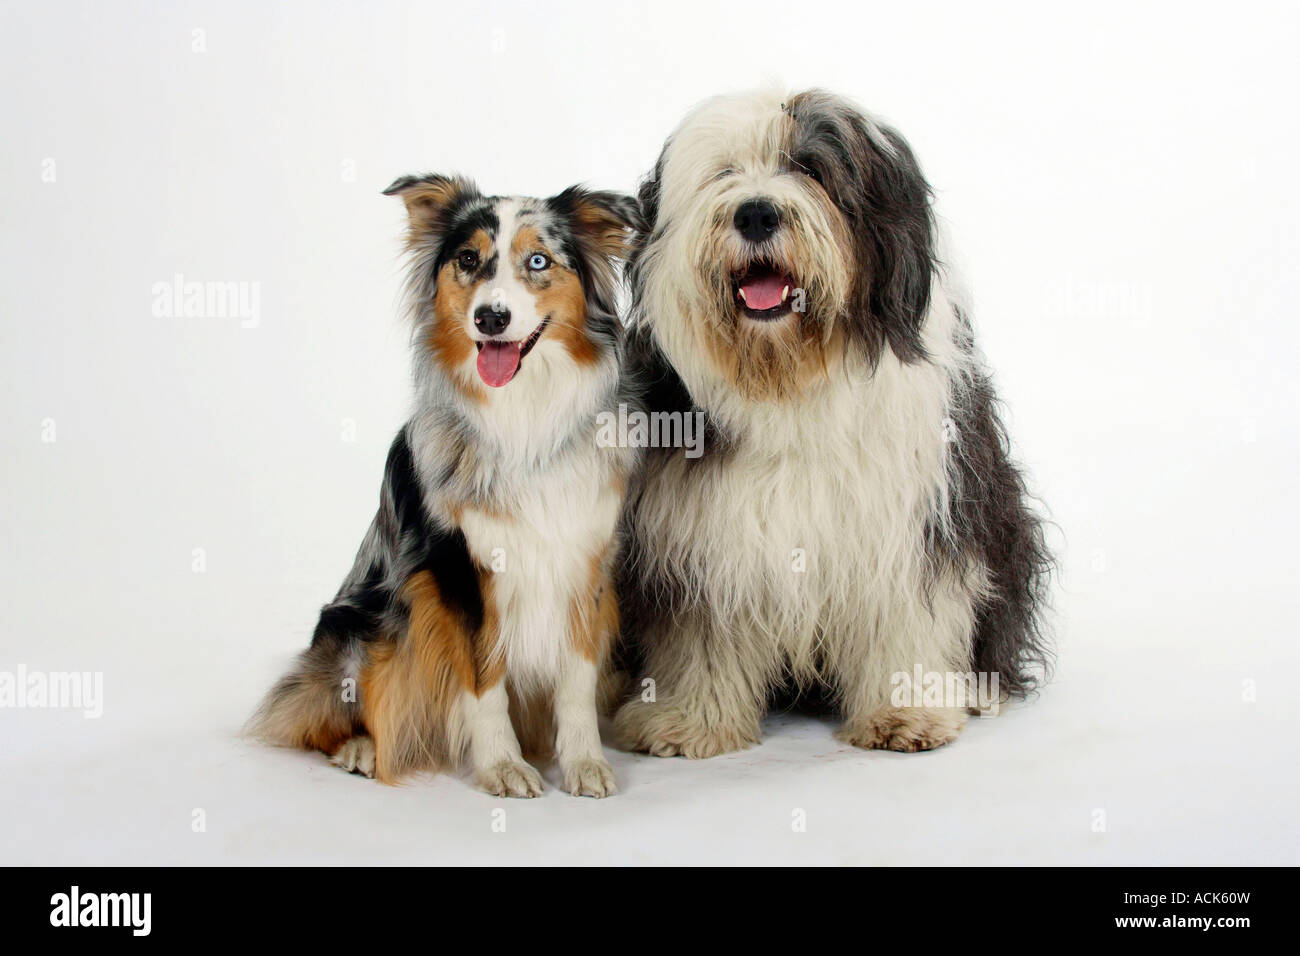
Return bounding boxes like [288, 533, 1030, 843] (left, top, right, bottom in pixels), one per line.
[384, 174, 637, 396]
[629, 89, 936, 400]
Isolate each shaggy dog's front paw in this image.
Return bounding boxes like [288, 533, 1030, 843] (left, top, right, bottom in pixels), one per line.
[836, 706, 967, 752]
[561, 757, 618, 798]
[614, 700, 758, 759]
[476, 760, 545, 798]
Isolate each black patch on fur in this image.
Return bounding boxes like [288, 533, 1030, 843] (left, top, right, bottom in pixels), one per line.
[622, 324, 731, 457]
[418, 526, 483, 634]
[627, 324, 690, 415]
[383, 429, 428, 541]
[435, 205, 501, 275]
[767, 671, 838, 715]
[312, 603, 376, 645]
[310, 556, 388, 648]
[786, 90, 934, 365]
[383, 429, 484, 633]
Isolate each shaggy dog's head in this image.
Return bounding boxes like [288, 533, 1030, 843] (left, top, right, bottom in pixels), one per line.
[629, 88, 936, 400]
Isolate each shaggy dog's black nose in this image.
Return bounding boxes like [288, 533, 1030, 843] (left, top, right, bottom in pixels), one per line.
[474, 304, 511, 335]
[733, 199, 780, 242]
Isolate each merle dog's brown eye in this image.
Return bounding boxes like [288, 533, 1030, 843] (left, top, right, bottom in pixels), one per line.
[457, 250, 479, 271]
[801, 163, 823, 184]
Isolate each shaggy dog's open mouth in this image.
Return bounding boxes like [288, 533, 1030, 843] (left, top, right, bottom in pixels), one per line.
[474, 316, 550, 387]
[732, 261, 796, 320]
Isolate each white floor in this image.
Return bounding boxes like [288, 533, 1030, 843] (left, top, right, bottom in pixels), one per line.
[3, 583, 1295, 866]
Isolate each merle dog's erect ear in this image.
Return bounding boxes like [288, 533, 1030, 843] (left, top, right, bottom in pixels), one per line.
[548, 186, 641, 262]
[383, 173, 479, 241]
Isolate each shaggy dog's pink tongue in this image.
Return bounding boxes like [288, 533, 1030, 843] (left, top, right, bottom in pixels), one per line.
[476, 341, 521, 387]
[738, 271, 788, 311]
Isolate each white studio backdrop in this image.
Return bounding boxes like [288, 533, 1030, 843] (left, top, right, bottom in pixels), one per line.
[1, 0, 1297, 864]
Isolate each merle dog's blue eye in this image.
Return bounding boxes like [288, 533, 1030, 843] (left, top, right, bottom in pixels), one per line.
[527, 253, 550, 271]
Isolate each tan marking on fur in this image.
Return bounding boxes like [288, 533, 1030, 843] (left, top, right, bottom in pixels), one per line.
[540, 273, 596, 365]
[608, 469, 627, 499]
[568, 547, 618, 663]
[394, 177, 470, 247]
[448, 498, 515, 526]
[509, 686, 556, 763]
[595, 660, 631, 718]
[698, 308, 848, 401]
[301, 721, 353, 755]
[452, 496, 517, 528]
[473, 570, 506, 692]
[570, 200, 633, 261]
[509, 224, 545, 261]
[510, 225, 596, 366]
[429, 231, 494, 404]
[359, 571, 476, 783]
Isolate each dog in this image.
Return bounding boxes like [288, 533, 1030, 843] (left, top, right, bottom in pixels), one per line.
[250, 175, 638, 797]
[613, 88, 1052, 757]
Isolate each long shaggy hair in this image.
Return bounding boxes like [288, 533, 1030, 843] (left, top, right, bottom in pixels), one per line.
[250, 176, 638, 797]
[614, 88, 1052, 756]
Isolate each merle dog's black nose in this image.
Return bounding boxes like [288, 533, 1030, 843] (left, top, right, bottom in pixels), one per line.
[474, 304, 511, 336]
[733, 199, 780, 243]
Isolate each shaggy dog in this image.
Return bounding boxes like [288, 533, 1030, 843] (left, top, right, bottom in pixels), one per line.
[613, 89, 1051, 756]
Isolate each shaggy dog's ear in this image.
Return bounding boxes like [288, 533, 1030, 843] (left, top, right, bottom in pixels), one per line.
[383, 173, 479, 244]
[634, 151, 664, 236]
[625, 150, 666, 323]
[843, 118, 936, 363]
[790, 90, 936, 364]
[548, 186, 641, 261]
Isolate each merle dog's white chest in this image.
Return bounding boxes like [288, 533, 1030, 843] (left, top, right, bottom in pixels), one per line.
[460, 464, 621, 687]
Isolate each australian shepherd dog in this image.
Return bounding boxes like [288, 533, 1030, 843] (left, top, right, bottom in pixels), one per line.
[613, 89, 1052, 756]
[251, 175, 638, 797]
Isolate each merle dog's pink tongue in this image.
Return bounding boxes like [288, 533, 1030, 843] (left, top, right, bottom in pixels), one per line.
[739, 272, 787, 310]
[477, 341, 521, 387]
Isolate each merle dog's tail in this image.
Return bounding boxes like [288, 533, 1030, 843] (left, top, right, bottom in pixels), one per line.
[246, 624, 367, 755]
